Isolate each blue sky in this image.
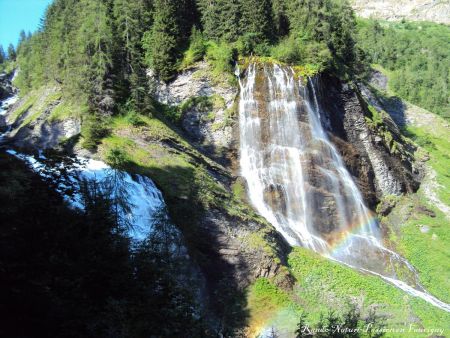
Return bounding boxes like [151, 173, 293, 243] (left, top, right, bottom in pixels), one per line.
[0, 0, 53, 49]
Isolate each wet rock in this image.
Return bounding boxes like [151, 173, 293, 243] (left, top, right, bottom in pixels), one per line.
[0, 72, 16, 101]
[314, 74, 419, 205]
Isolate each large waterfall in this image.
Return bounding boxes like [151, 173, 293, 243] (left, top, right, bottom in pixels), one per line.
[238, 63, 450, 312]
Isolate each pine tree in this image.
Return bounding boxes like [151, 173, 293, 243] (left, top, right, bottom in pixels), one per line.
[75, 0, 115, 114]
[142, 0, 180, 82]
[198, 0, 241, 42]
[112, 0, 154, 109]
[239, 0, 274, 42]
[197, 0, 221, 40]
[272, 0, 289, 37]
[7, 44, 16, 61]
[176, 0, 200, 41]
[0, 45, 5, 64]
[17, 30, 27, 55]
[295, 312, 312, 337]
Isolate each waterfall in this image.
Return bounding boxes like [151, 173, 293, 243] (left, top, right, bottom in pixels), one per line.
[238, 63, 450, 312]
[6, 149, 165, 241]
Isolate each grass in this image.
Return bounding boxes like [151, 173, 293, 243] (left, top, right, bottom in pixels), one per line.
[238, 56, 322, 78]
[247, 247, 450, 337]
[48, 100, 83, 122]
[9, 88, 65, 129]
[403, 125, 450, 206]
[9, 93, 37, 123]
[380, 122, 450, 304]
[246, 278, 301, 337]
[19, 91, 62, 128]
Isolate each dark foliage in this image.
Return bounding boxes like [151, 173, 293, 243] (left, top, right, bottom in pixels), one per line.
[0, 152, 205, 337]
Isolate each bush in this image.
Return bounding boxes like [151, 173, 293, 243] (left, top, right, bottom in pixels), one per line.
[270, 36, 302, 64]
[124, 110, 145, 127]
[206, 41, 237, 77]
[180, 27, 206, 69]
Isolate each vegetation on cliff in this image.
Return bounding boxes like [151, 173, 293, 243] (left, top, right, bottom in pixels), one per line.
[8, 0, 362, 123]
[356, 19, 450, 119]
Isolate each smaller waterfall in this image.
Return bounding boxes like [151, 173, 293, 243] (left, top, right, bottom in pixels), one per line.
[238, 63, 450, 312]
[7, 150, 165, 241]
[0, 94, 18, 116]
[0, 94, 18, 143]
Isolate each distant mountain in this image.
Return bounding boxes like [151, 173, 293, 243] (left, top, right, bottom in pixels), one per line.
[350, 0, 450, 24]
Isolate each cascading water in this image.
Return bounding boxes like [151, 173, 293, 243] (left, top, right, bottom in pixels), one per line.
[6, 149, 166, 241]
[238, 63, 450, 312]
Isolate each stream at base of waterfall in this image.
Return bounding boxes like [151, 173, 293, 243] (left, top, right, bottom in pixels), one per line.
[238, 63, 450, 312]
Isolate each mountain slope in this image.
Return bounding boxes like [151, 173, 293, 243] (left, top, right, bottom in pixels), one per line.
[350, 0, 450, 24]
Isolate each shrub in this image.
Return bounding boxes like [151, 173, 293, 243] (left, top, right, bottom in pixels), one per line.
[206, 41, 236, 77]
[270, 36, 302, 64]
[180, 27, 206, 69]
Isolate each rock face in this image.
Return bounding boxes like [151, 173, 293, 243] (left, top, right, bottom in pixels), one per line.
[2, 87, 81, 151]
[314, 75, 420, 203]
[198, 209, 293, 290]
[0, 73, 16, 101]
[148, 62, 238, 164]
[350, 0, 450, 24]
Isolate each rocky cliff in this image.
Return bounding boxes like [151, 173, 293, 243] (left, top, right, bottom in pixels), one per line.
[295, 73, 420, 212]
[350, 0, 450, 24]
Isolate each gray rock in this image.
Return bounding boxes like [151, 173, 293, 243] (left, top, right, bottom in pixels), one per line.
[148, 62, 238, 154]
[419, 225, 430, 233]
[315, 75, 419, 202]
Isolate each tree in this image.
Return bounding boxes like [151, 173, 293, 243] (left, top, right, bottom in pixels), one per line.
[142, 0, 180, 82]
[239, 0, 274, 43]
[285, 0, 358, 75]
[112, 0, 153, 109]
[7, 44, 16, 61]
[198, 0, 241, 42]
[75, 0, 115, 114]
[294, 306, 387, 338]
[272, 0, 289, 37]
[17, 30, 27, 54]
[295, 312, 312, 337]
[0, 45, 5, 64]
